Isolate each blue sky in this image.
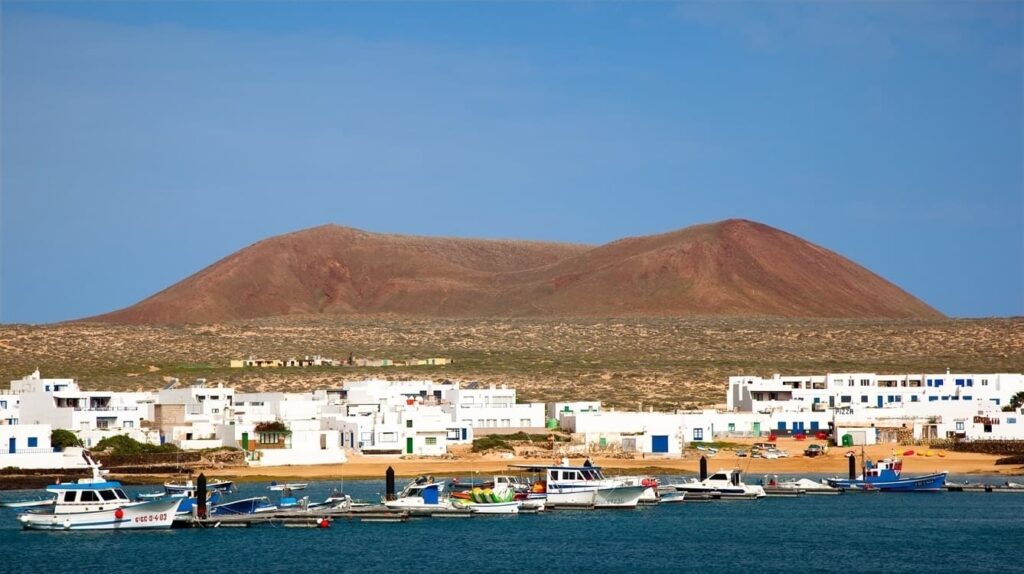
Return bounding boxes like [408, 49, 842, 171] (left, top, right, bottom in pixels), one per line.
[1, 2, 1021, 322]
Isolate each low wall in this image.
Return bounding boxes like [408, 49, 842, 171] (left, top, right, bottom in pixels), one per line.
[472, 427, 551, 437]
[249, 449, 347, 467]
[931, 440, 1024, 456]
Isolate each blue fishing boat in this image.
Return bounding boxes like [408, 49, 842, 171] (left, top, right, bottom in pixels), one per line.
[827, 457, 946, 492]
[210, 496, 276, 516]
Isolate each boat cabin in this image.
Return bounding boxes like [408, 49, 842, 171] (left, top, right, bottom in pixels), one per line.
[47, 482, 132, 515]
[863, 458, 903, 480]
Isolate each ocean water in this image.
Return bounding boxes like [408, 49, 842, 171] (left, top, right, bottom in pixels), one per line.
[2, 475, 1023, 574]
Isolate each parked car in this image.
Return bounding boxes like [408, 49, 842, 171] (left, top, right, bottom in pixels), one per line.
[735, 449, 748, 458]
[804, 444, 826, 458]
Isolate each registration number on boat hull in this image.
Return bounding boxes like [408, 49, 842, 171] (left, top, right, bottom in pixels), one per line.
[134, 513, 168, 523]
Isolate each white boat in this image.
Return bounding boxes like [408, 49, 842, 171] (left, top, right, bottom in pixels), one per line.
[383, 479, 454, 510]
[667, 469, 766, 499]
[777, 477, 841, 494]
[164, 478, 233, 494]
[461, 501, 520, 514]
[615, 475, 661, 503]
[1, 498, 55, 509]
[509, 463, 647, 509]
[268, 482, 308, 492]
[16, 458, 179, 530]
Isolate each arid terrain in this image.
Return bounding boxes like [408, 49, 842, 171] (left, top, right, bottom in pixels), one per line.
[1, 317, 1020, 410]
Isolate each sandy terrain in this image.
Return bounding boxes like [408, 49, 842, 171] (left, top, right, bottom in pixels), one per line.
[188, 439, 1019, 483]
[2, 317, 1021, 410]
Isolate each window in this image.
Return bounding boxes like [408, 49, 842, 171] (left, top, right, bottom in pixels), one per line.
[929, 397, 938, 402]
[911, 396, 919, 402]
[0, 401, 6, 409]
[935, 379, 944, 387]
[777, 422, 786, 430]
[982, 379, 989, 386]
[62, 491, 77, 503]
[500, 419, 511, 427]
[955, 421, 965, 431]
[840, 396, 851, 403]
[27, 437, 38, 448]
[406, 420, 413, 428]
[80, 491, 99, 502]
[1008, 418, 1017, 424]
[115, 489, 128, 500]
[520, 419, 530, 426]
[955, 379, 965, 387]
[967, 379, 974, 387]
[380, 432, 397, 443]
[100, 490, 118, 501]
[425, 437, 437, 446]
[860, 379, 870, 386]
[728, 423, 736, 432]
[693, 428, 704, 440]
[963, 396, 972, 401]
[124, 421, 134, 428]
[861, 396, 868, 403]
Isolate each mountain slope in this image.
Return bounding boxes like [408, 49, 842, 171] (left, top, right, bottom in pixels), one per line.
[86, 220, 942, 323]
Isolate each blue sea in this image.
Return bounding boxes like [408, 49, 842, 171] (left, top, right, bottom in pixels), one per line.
[2, 475, 1023, 574]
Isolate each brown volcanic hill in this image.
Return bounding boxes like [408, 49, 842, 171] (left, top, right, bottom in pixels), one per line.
[86, 220, 943, 324]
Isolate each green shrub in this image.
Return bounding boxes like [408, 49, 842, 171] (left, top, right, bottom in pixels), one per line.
[93, 434, 181, 455]
[471, 436, 514, 453]
[51, 429, 83, 449]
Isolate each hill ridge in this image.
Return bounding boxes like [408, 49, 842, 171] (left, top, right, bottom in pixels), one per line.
[86, 219, 942, 323]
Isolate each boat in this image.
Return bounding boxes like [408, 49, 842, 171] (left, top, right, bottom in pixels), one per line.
[164, 478, 233, 494]
[384, 478, 454, 510]
[666, 469, 766, 499]
[451, 485, 522, 514]
[826, 457, 946, 492]
[449, 475, 530, 494]
[508, 463, 647, 509]
[210, 496, 277, 515]
[1, 498, 56, 509]
[774, 477, 841, 495]
[16, 457, 180, 530]
[268, 482, 308, 492]
[615, 475, 661, 504]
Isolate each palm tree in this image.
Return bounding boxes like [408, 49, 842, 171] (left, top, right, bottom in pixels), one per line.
[1002, 391, 1024, 412]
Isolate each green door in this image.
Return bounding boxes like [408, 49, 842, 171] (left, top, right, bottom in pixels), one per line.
[406, 437, 414, 454]
[752, 422, 761, 436]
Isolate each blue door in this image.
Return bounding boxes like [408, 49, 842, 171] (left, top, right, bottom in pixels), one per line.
[810, 421, 819, 431]
[652, 435, 669, 453]
[877, 396, 883, 408]
[8, 437, 14, 454]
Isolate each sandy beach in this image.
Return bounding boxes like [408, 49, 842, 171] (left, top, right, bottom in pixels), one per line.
[187, 438, 1021, 483]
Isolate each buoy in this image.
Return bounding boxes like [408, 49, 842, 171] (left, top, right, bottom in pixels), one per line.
[318, 518, 330, 529]
[114, 508, 124, 520]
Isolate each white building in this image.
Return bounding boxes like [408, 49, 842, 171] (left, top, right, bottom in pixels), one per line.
[561, 411, 686, 455]
[9, 370, 153, 446]
[446, 384, 545, 429]
[548, 401, 601, 422]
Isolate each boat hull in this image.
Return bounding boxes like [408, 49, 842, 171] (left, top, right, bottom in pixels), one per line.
[465, 501, 520, 514]
[593, 485, 646, 508]
[827, 472, 947, 492]
[18, 498, 179, 531]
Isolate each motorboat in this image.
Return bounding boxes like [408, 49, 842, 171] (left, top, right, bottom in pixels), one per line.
[451, 485, 522, 514]
[268, 482, 308, 492]
[210, 496, 277, 515]
[449, 475, 530, 494]
[667, 469, 766, 499]
[775, 477, 842, 495]
[508, 463, 647, 509]
[16, 457, 179, 530]
[1, 497, 55, 509]
[384, 479, 453, 510]
[164, 478, 233, 494]
[615, 475, 661, 504]
[826, 457, 946, 492]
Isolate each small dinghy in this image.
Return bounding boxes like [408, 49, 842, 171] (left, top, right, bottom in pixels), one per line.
[268, 482, 308, 492]
[1, 498, 56, 509]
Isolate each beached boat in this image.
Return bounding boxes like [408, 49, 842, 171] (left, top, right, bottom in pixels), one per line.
[667, 469, 766, 499]
[508, 463, 647, 509]
[826, 458, 946, 492]
[16, 458, 179, 531]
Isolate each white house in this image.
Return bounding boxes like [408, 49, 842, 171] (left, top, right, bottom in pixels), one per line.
[446, 384, 545, 429]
